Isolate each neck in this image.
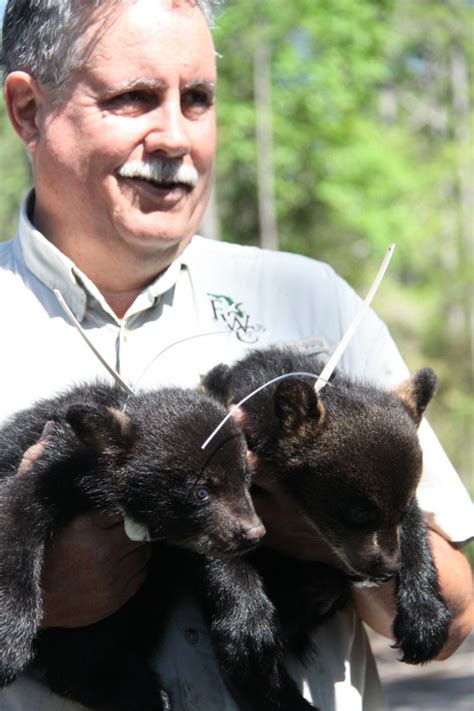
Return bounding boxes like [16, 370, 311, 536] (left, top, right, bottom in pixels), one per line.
[101, 287, 147, 319]
[32, 206, 183, 319]
[70, 246, 173, 318]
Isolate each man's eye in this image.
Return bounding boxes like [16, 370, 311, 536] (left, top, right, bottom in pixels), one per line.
[193, 485, 211, 503]
[181, 89, 213, 117]
[105, 91, 155, 112]
[119, 91, 144, 103]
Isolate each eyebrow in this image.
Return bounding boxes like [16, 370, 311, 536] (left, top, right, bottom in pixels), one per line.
[101, 78, 167, 94]
[182, 79, 216, 94]
[99, 78, 216, 95]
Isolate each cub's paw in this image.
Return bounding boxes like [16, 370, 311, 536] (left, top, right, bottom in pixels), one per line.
[392, 597, 451, 664]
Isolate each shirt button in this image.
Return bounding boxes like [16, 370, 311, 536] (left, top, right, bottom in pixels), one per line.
[185, 628, 200, 647]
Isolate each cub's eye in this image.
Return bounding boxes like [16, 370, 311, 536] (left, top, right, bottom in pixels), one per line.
[342, 507, 377, 530]
[193, 485, 210, 503]
[244, 471, 252, 487]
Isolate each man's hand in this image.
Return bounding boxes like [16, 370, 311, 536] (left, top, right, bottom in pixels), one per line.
[40, 512, 151, 628]
[17, 427, 151, 629]
[249, 452, 338, 565]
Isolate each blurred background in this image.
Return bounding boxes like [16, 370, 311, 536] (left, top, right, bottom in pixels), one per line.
[0, 1, 472, 708]
[2, 0, 471, 513]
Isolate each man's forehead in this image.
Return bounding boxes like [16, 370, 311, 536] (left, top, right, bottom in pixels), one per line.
[77, 0, 216, 86]
[85, 0, 211, 41]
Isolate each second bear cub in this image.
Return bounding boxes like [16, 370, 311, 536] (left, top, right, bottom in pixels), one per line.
[203, 346, 451, 665]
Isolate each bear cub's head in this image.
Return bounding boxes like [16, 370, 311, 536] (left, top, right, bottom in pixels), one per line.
[205, 358, 437, 586]
[61, 388, 265, 558]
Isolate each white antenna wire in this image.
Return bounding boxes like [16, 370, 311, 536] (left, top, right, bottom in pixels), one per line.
[314, 244, 395, 393]
[53, 289, 134, 395]
[131, 330, 231, 394]
[201, 371, 329, 450]
[202, 244, 395, 449]
[55, 289, 231, 401]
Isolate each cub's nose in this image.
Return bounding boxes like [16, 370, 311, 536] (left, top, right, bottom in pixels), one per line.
[368, 551, 401, 579]
[241, 522, 266, 546]
[382, 557, 401, 575]
[381, 549, 401, 575]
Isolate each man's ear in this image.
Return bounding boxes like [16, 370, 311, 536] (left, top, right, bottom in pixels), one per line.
[393, 368, 437, 426]
[3, 71, 44, 151]
[274, 378, 325, 435]
[66, 404, 134, 452]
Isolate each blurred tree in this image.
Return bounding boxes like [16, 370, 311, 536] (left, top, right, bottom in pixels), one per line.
[378, 0, 473, 486]
[214, 0, 396, 277]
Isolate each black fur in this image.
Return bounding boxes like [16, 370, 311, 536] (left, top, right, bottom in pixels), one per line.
[203, 346, 451, 665]
[0, 382, 313, 711]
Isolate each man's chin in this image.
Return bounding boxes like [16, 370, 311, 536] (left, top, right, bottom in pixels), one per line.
[116, 225, 195, 265]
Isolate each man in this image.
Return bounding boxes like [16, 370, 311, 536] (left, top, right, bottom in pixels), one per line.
[1, 0, 473, 709]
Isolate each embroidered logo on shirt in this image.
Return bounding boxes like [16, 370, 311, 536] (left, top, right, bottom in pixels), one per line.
[207, 294, 265, 344]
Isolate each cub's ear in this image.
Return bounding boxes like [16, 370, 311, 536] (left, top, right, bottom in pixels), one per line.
[66, 404, 134, 451]
[201, 364, 234, 406]
[393, 368, 437, 426]
[274, 378, 325, 435]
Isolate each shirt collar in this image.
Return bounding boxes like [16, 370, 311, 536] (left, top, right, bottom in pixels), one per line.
[16, 190, 188, 324]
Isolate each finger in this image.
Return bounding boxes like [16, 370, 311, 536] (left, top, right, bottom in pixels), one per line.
[17, 441, 47, 475]
[56, 513, 140, 562]
[230, 405, 247, 428]
[93, 520, 150, 560]
[117, 542, 152, 568]
[119, 567, 148, 606]
[87, 510, 125, 529]
[17, 420, 55, 476]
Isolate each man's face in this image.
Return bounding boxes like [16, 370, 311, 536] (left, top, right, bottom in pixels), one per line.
[32, 0, 217, 262]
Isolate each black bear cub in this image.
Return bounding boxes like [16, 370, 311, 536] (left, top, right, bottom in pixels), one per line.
[0, 383, 313, 711]
[203, 346, 451, 666]
[0, 343, 451, 711]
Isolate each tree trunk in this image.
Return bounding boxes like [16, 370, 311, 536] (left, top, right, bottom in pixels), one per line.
[254, 40, 278, 250]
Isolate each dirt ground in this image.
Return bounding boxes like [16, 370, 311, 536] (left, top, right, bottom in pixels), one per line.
[370, 630, 474, 711]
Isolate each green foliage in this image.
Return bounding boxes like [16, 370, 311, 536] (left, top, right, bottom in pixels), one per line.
[0, 101, 31, 241]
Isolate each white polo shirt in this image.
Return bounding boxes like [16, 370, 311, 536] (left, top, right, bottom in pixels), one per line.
[0, 194, 472, 711]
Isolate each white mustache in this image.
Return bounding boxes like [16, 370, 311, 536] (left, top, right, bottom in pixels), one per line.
[118, 159, 199, 188]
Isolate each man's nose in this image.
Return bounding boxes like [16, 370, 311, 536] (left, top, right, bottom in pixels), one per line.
[143, 102, 191, 158]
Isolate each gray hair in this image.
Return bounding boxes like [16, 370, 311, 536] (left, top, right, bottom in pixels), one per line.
[1, 0, 221, 95]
